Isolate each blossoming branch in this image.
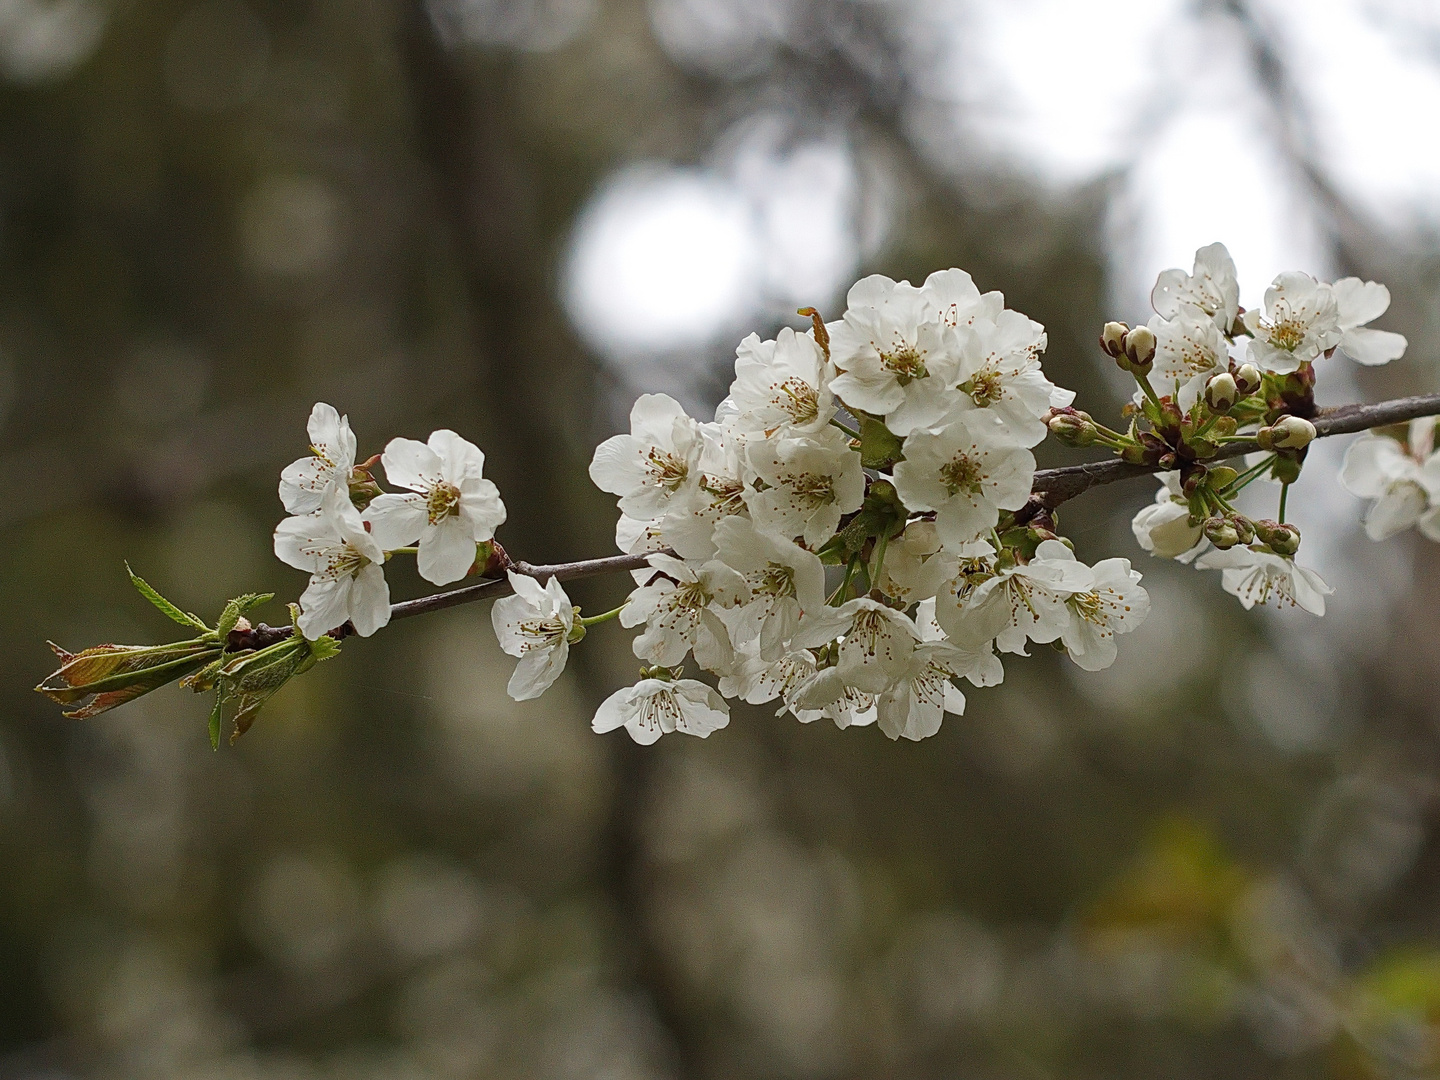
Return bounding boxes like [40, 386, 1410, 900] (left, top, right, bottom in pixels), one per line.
[37, 244, 1440, 748]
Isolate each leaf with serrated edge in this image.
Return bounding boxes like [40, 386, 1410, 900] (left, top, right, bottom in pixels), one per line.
[126, 563, 210, 631]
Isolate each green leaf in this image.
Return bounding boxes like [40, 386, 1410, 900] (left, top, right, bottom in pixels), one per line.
[36, 638, 220, 718]
[215, 592, 275, 639]
[126, 563, 210, 631]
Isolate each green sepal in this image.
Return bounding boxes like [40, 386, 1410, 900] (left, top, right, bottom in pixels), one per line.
[857, 414, 905, 470]
[126, 563, 210, 632]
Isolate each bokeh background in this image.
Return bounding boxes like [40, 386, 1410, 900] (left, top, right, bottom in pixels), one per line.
[4, 1, 1440, 1077]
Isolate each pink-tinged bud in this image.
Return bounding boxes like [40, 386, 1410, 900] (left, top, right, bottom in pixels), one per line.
[1254, 519, 1301, 555]
[1047, 408, 1099, 447]
[1232, 515, 1255, 545]
[1100, 321, 1129, 359]
[1204, 372, 1238, 413]
[1123, 325, 1156, 371]
[1234, 363, 1262, 395]
[1203, 517, 1240, 549]
[1257, 415, 1316, 451]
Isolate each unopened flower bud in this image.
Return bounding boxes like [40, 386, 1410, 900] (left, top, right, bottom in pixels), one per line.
[1203, 516, 1240, 549]
[1123, 325, 1156, 371]
[1047, 408, 1099, 447]
[1232, 515, 1255, 545]
[1204, 372, 1238, 413]
[1254, 519, 1301, 556]
[1257, 415, 1316, 451]
[1100, 321, 1129, 358]
[1234, 363, 1262, 395]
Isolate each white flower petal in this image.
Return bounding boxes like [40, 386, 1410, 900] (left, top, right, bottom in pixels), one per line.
[363, 493, 428, 550]
[1339, 326, 1406, 366]
[381, 437, 443, 492]
[417, 515, 479, 585]
[348, 563, 392, 637]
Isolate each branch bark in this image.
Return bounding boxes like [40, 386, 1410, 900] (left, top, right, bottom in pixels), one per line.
[228, 389, 1440, 652]
[1029, 392, 1440, 508]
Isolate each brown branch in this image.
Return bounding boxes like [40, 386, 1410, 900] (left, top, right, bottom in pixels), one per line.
[387, 552, 659, 621]
[1029, 392, 1440, 509]
[229, 390, 1440, 651]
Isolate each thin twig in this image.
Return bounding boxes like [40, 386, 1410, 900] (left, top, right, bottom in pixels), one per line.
[235, 391, 1440, 648]
[1029, 392, 1440, 508]
[388, 552, 659, 621]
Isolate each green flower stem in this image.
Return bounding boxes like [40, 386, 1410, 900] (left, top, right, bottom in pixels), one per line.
[385, 546, 419, 558]
[1222, 454, 1277, 495]
[1190, 413, 1223, 439]
[578, 604, 627, 628]
[829, 417, 862, 440]
[870, 529, 890, 591]
[1134, 371, 1165, 412]
[1278, 483, 1290, 524]
[829, 554, 861, 606]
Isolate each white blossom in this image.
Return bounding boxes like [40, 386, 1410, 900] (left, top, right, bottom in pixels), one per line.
[365, 430, 507, 585]
[592, 678, 730, 745]
[916, 597, 1003, 687]
[1147, 303, 1230, 405]
[490, 571, 577, 701]
[808, 682, 879, 730]
[937, 539, 1092, 654]
[827, 274, 961, 436]
[948, 307, 1064, 447]
[615, 512, 668, 555]
[279, 402, 357, 514]
[793, 597, 920, 695]
[727, 327, 836, 437]
[1060, 558, 1150, 672]
[620, 553, 748, 669]
[657, 423, 749, 559]
[925, 267, 1002, 331]
[712, 516, 825, 661]
[1332, 277, 1408, 366]
[745, 426, 864, 548]
[1339, 420, 1440, 541]
[1243, 272, 1341, 374]
[1195, 547, 1333, 615]
[1243, 272, 1406, 372]
[274, 485, 390, 640]
[1131, 473, 1205, 560]
[871, 521, 960, 605]
[893, 412, 1035, 553]
[719, 644, 823, 723]
[875, 641, 968, 742]
[589, 393, 703, 519]
[1151, 242, 1240, 334]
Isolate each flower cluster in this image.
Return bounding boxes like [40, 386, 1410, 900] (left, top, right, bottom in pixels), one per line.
[272, 403, 506, 640]
[570, 271, 1150, 743]
[1340, 418, 1440, 542]
[39, 245, 1431, 751]
[1112, 244, 1410, 616]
